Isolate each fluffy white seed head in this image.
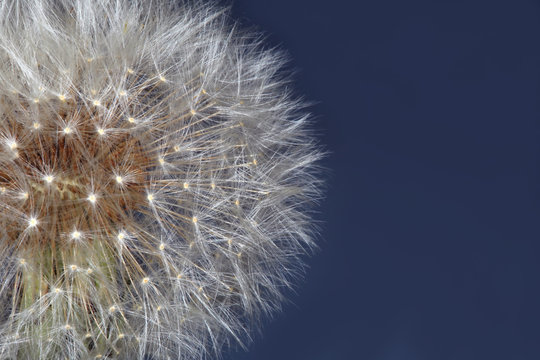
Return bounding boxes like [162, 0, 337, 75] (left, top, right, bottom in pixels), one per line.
[0, 1, 322, 359]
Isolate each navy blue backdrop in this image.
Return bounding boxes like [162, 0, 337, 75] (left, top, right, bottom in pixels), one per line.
[222, 1, 540, 359]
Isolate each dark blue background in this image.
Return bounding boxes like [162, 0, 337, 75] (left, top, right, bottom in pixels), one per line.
[222, 1, 540, 359]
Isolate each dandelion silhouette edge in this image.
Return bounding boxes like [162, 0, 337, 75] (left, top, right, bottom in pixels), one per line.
[0, 1, 323, 359]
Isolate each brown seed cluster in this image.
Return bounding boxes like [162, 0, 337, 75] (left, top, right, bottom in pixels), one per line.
[0, 79, 172, 250]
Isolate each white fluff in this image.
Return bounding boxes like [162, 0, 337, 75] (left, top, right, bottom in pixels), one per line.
[0, 1, 322, 359]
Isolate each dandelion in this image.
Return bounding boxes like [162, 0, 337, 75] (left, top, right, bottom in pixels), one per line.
[0, 0, 322, 359]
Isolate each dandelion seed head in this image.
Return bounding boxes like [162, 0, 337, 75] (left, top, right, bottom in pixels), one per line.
[0, 0, 323, 359]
